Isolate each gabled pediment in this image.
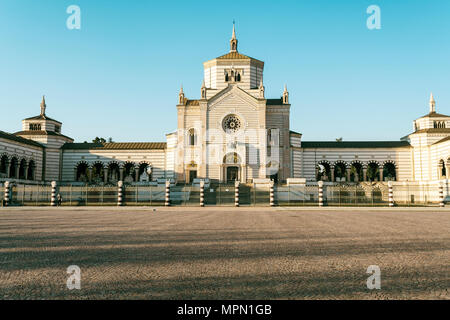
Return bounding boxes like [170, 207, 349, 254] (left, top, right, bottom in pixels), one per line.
[207, 85, 259, 112]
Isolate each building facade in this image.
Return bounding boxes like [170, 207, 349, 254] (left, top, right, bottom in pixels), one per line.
[1, 26, 450, 185]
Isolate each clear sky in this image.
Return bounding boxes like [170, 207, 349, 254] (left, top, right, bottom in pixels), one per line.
[0, 0, 449, 143]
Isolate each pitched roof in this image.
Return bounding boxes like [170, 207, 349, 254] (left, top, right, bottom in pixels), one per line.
[186, 99, 200, 106]
[301, 141, 411, 148]
[0, 130, 44, 148]
[418, 112, 450, 118]
[15, 130, 73, 141]
[62, 142, 167, 150]
[409, 128, 450, 135]
[432, 136, 450, 145]
[266, 98, 283, 105]
[216, 52, 253, 60]
[24, 114, 62, 123]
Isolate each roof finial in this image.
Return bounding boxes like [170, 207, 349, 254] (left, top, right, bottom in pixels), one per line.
[230, 21, 238, 53]
[40, 95, 46, 116]
[430, 92, 436, 113]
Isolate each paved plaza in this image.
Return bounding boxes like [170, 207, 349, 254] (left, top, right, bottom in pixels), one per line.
[0, 207, 449, 300]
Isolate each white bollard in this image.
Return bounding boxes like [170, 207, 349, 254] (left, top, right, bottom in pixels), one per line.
[318, 181, 324, 207]
[200, 180, 205, 207]
[439, 183, 444, 208]
[51, 181, 57, 207]
[270, 181, 275, 207]
[165, 180, 170, 207]
[388, 181, 394, 207]
[4, 181, 10, 207]
[235, 181, 239, 207]
[117, 181, 123, 206]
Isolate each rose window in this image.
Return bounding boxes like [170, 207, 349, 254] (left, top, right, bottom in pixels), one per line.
[223, 114, 242, 133]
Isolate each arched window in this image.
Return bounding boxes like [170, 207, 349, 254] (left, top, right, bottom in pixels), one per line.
[236, 72, 241, 82]
[188, 128, 196, 146]
[28, 160, 36, 181]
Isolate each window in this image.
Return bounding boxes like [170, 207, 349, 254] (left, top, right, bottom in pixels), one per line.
[29, 123, 41, 131]
[188, 128, 196, 146]
[55, 125, 61, 133]
[222, 114, 242, 133]
[224, 69, 242, 83]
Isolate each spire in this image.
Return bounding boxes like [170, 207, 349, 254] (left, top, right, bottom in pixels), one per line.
[40, 95, 46, 116]
[259, 79, 265, 99]
[230, 21, 238, 52]
[282, 85, 289, 104]
[201, 79, 207, 99]
[178, 85, 185, 105]
[429, 92, 436, 113]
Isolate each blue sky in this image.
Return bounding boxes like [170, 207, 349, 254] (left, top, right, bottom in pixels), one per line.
[0, 0, 449, 142]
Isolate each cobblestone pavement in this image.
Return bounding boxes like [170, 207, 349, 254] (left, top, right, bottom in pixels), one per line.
[0, 207, 449, 300]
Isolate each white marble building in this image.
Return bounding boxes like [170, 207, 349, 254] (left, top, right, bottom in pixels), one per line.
[1, 26, 449, 186]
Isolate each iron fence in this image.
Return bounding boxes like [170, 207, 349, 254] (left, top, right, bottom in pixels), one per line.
[0, 181, 444, 207]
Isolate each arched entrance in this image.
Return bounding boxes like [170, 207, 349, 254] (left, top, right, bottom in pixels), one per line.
[27, 160, 36, 181]
[350, 161, 364, 182]
[76, 162, 89, 182]
[334, 161, 347, 182]
[316, 161, 331, 181]
[0, 154, 8, 178]
[367, 161, 380, 182]
[9, 157, 18, 178]
[383, 161, 397, 181]
[223, 152, 241, 183]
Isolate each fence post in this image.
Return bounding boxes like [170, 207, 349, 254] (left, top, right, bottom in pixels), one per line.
[235, 181, 240, 207]
[165, 180, 170, 207]
[388, 181, 394, 207]
[318, 181, 324, 207]
[439, 182, 444, 207]
[51, 181, 57, 207]
[200, 180, 205, 207]
[3, 181, 10, 207]
[270, 180, 275, 207]
[117, 181, 123, 206]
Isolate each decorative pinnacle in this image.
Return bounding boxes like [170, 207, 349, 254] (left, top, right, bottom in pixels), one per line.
[40, 95, 46, 116]
[430, 92, 436, 113]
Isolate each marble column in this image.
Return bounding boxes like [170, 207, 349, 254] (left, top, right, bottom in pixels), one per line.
[346, 168, 351, 182]
[135, 168, 139, 182]
[24, 164, 29, 180]
[119, 168, 124, 182]
[5, 160, 10, 178]
[445, 164, 450, 179]
[88, 167, 92, 182]
[103, 168, 108, 184]
[15, 165, 19, 180]
[380, 166, 384, 182]
[363, 167, 367, 182]
[331, 167, 335, 182]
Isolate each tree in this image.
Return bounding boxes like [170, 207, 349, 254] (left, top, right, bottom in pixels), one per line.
[92, 137, 106, 144]
[336, 137, 343, 142]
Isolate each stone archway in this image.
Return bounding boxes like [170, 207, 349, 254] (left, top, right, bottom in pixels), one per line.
[222, 152, 243, 183]
[0, 154, 8, 178]
[75, 162, 89, 182]
[316, 161, 331, 181]
[367, 161, 380, 182]
[333, 161, 348, 182]
[27, 160, 36, 181]
[382, 161, 397, 181]
[9, 157, 18, 179]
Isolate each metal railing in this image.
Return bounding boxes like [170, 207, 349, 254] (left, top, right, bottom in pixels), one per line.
[0, 181, 444, 207]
